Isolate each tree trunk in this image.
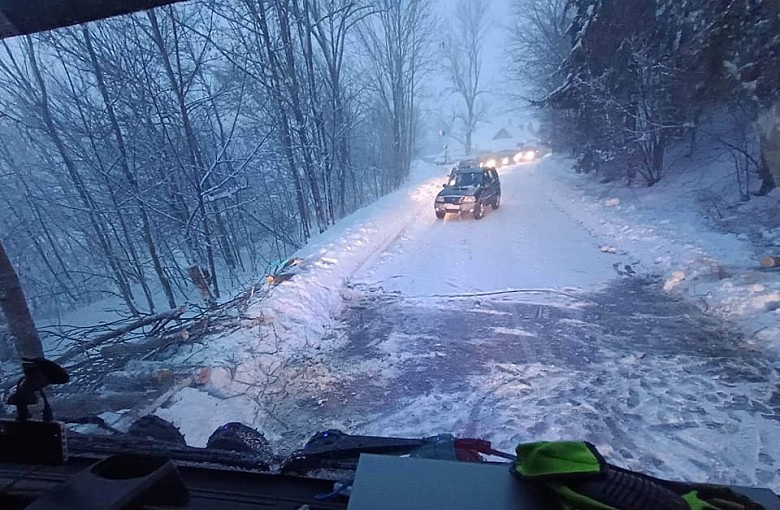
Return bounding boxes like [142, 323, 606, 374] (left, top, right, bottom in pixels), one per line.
[274, 1, 329, 232]
[757, 153, 777, 195]
[24, 36, 139, 315]
[246, 0, 311, 240]
[200, 198, 220, 299]
[651, 135, 665, 186]
[83, 26, 177, 310]
[147, 10, 224, 298]
[755, 100, 780, 193]
[0, 241, 44, 359]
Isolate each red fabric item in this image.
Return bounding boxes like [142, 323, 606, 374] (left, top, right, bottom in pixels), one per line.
[454, 438, 495, 462]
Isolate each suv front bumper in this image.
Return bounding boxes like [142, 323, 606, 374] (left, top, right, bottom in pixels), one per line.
[435, 202, 477, 214]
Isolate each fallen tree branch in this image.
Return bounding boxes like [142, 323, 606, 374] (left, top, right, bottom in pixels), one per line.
[100, 317, 212, 360]
[54, 306, 186, 365]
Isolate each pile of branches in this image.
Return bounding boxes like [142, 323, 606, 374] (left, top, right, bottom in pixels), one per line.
[2, 283, 270, 397]
[41, 257, 302, 380]
[1, 258, 305, 419]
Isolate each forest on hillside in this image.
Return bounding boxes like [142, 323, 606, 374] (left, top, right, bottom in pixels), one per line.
[510, 0, 779, 191]
[2, 0, 778, 325]
[0, 0, 432, 318]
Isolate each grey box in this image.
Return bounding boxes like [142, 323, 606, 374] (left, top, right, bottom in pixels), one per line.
[347, 454, 554, 510]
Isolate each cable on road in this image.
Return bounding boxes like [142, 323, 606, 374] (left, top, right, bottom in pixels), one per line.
[405, 288, 595, 303]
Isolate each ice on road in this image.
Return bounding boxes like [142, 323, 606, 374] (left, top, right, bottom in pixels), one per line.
[357, 163, 615, 295]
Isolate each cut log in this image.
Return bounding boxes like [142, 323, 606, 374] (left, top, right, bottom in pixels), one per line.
[195, 366, 211, 386]
[100, 368, 184, 391]
[761, 256, 780, 268]
[266, 257, 304, 286]
[56, 391, 152, 418]
[189, 265, 215, 306]
[266, 273, 295, 286]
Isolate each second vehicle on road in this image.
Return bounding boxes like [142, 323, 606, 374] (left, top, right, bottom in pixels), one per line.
[435, 167, 501, 220]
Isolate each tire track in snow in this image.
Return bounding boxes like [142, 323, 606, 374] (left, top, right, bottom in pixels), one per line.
[274, 278, 780, 492]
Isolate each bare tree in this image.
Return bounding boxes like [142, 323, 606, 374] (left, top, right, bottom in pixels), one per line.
[0, 37, 141, 315]
[0, 0, 434, 322]
[360, 0, 432, 188]
[80, 26, 178, 310]
[442, 0, 489, 155]
[508, 0, 571, 98]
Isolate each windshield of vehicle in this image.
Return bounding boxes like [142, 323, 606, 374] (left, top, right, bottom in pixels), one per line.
[0, 0, 778, 493]
[449, 172, 482, 188]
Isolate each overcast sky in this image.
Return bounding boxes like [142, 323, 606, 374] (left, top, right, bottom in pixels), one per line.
[428, 0, 515, 102]
[424, 0, 535, 154]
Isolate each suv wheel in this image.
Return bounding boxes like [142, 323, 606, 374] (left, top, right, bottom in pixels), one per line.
[473, 201, 484, 220]
[435, 210, 445, 219]
[492, 193, 501, 210]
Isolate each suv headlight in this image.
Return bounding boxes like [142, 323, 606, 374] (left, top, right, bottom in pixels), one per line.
[435, 197, 445, 203]
[462, 196, 476, 203]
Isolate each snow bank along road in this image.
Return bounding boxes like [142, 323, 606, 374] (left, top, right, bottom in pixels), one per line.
[159, 159, 780, 492]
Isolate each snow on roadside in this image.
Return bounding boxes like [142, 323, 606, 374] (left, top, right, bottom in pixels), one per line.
[246, 161, 444, 348]
[154, 161, 448, 443]
[533, 155, 780, 354]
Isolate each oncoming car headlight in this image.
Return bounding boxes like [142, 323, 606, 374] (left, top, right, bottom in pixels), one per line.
[501, 157, 509, 165]
[524, 150, 536, 160]
[484, 159, 496, 168]
[513, 152, 523, 163]
[462, 196, 476, 203]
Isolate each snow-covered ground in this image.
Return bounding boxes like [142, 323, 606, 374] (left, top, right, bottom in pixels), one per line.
[537, 151, 780, 354]
[97, 153, 779, 492]
[357, 163, 614, 295]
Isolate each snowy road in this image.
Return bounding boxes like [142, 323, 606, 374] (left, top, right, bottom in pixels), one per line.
[357, 162, 615, 294]
[275, 162, 780, 490]
[156, 160, 780, 492]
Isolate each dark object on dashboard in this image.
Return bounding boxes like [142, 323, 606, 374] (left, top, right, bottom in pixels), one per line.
[26, 454, 189, 510]
[7, 357, 69, 421]
[0, 454, 343, 510]
[283, 430, 511, 474]
[282, 430, 428, 473]
[0, 419, 66, 465]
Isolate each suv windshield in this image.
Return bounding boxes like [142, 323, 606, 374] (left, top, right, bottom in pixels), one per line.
[449, 172, 482, 188]
[0, 0, 778, 494]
